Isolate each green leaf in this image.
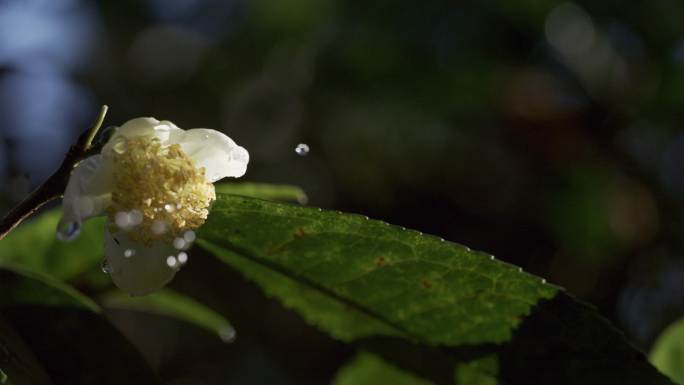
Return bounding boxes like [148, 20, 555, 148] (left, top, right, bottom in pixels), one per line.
[0, 266, 159, 385]
[100, 288, 235, 341]
[197, 194, 674, 385]
[650, 317, 684, 384]
[0, 263, 98, 311]
[215, 182, 308, 203]
[332, 353, 432, 385]
[0, 210, 104, 281]
[199, 194, 557, 345]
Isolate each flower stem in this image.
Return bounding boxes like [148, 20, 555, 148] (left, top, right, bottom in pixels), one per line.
[0, 105, 109, 240]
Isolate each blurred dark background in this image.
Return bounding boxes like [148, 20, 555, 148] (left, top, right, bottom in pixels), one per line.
[2, 0, 684, 383]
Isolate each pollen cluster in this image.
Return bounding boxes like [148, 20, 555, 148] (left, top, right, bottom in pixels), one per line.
[107, 136, 215, 245]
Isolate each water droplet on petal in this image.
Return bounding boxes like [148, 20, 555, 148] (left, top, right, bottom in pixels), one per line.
[173, 237, 186, 250]
[101, 258, 113, 274]
[219, 326, 236, 343]
[164, 203, 175, 213]
[166, 255, 178, 268]
[129, 210, 143, 226]
[183, 230, 196, 243]
[115, 211, 131, 229]
[295, 143, 310, 156]
[56, 220, 81, 241]
[124, 249, 135, 258]
[177, 251, 188, 264]
[151, 220, 168, 235]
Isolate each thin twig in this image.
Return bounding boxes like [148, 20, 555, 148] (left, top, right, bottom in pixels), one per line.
[0, 105, 109, 241]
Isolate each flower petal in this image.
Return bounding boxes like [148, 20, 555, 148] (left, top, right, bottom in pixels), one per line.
[60, 154, 113, 225]
[102, 117, 182, 155]
[170, 128, 249, 182]
[113, 117, 159, 138]
[104, 227, 179, 295]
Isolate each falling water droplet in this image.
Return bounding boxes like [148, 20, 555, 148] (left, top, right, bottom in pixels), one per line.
[183, 230, 196, 243]
[164, 203, 175, 213]
[295, 143, 310, 156]
[173, 237, 186, 250]
[56, 220, 81, 242]
[177, 251, 188, 264]
[124, 249, 135, 258]
[101, 258, 113, 274]
[219, 326, 237, 343]
[541, 278, 547, 284]
[166, 255, 178, 268]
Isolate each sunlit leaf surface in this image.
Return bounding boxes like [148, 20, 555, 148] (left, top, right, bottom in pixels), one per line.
[200, 194, 557, 345]
[198, 194, 675, 385]
[215, 182, 308, 203]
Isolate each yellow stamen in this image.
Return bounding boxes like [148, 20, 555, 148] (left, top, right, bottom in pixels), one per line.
[107, 136, 215, 245]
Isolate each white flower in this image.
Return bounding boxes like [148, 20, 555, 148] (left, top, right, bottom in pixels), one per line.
[58, 117, 249, 295]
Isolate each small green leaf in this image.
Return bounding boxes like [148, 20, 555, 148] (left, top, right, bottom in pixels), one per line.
[0, 263, 98, 311]
[215, 182, 308, 203]
[651, 317, 684, 384]
[0, 266, 159, 385]
[100, 288, 234, 341]
[0, 210, 104, 281]
[332, 353, 432, 385]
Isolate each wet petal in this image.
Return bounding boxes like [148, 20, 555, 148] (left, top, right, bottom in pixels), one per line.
[170, 128, 249, 182]
[104, 227, 179, 295]
[113, 117, 159, 138]
[102, 117, 182, 155]
[60, 155, 113, 226]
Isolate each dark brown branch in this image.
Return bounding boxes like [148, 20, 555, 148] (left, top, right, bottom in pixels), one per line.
[0, 105, 109, 240]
